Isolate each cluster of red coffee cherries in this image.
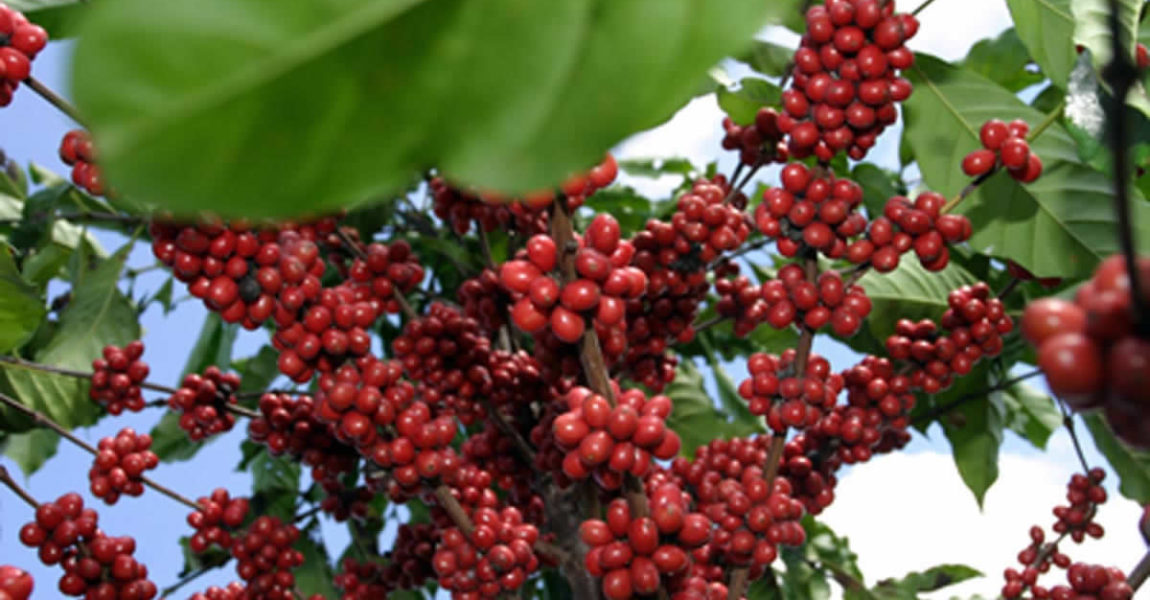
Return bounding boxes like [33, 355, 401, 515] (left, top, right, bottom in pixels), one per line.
[738, 351, 843, 429]
[58, 129, 107, 196]
[962, 119, 1043, 183]
[760, 264, 871, 336]
[754, 163, 867, 259]
[167, 366, 241, 441]
[230, 516, 305, 600]
[89, 341, 149, 414]
[885, 282, 1013, 393]
[1002, 470, 1129, 599]
[429, 176, 549, 236]
[88, 427, 159, 505]
[847, 192, 972, 272]
[186, 488, 250, 554]
[779, 0, 918, 161]
[552, 386, 680, 488]
[721, 108, 788, 167]
[503, 214, 646, 343]
[432, 506, 541, 598]
[0, 565, 33, 600]
[0, 3, 47, 107]
[335, 524, 437, 598]
[18, 493, 156, 598]
[1022, 254, 1150, 446]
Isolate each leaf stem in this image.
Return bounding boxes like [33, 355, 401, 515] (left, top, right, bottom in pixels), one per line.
[940, 167, 997, 214]
[1027, 100, 1065, 143]
[0, 391, 202, 510]
[0, 464, 41, 508]
[1056, 399, 1092, 474]
[23, 76, 86, 126]
[1129, 549, 1150, 590]
[911, 0, 940, 16]
[911, 368, 1042, 426]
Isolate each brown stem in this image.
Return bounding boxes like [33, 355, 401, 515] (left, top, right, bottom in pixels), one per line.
[0, 391, 201, 511]
[941, 167, 997, 214]
[481, 398, 537, 464]
[1056, 399, 1093, 474]
[24, 76, 86, 125]
[434, 483, 567, 563]
[692, 314, 731, 334]
[0, 465, 41, 508]
[996, 277, 1023, 299]
[1129, 549, 1150, 590]
[477, 226, 497, 269]
[0, 355, 180, 395]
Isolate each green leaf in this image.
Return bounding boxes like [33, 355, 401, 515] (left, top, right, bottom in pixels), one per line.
[699, 341, 764, 435]
[998, 380, 1061, 449]
[250, 444, 302, 520]
[871, 564, 982, 598]
[1006, 0, 1076, 88]
[937, 361, 1007, 507]
[1083, 413, 1150, 503]
[4, 0, 88, 38]
[581, 188, 654, 237]
[151, 277, 175, 314]
[904, 54, 1150, 278]
[850, 163, 902, 219]
[294, 533, 338, 598]
[780, 544, 832, 600]
[717, 78, 782, 125]
[2, 429, 59, 476]
[235, 345, 282, 396]
[149, 411, 206, 462]
[182, 312, 238, 377]
[1, 244, 138, 431]
[739, 40, 794, 77]
[73, 0, 789, 217]
[857, 257, 978, 342]
[962, 28, 1045, 92]
[177, 536, 229, 576]
[617, 157, 700, 179]
[665, 361, 760, 456]
[0, 248, 46, 353]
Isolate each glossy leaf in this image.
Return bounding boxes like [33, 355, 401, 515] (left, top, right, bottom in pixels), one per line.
[850, 163, 902, 220]
[857, 257, 979, 343]
[962, 28, 1045, 92]
[998, 380, 1061, 449]
[1006, 0, 1076, 88]
[72, 0, 786, 217]
[904, 54, 1150, 278]
[870, 564, 982, 598]
[1083, 413, 1150, 503]
[941, 377, 1005, 508]
[1, 429, 59, 476]
[0, 245, 137, 431]
[0, 247, 46, 353]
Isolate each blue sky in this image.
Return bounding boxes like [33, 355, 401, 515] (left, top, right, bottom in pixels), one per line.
[0, 6, 1146, 598]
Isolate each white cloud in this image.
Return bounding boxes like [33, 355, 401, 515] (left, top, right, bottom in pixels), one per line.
[819, 433, 1146, 598]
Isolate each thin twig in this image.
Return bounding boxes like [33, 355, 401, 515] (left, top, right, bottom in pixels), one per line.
[911, 369, 1042, 426]
[160, 566, 217, 598]
[941, 167, 997, 214]
[1057, 400, 1092, 474]
[0, 391, 201, 510]
[997, 277, 1023, 299]
[24, 76, 86, 125]
[911, 0, 939, 16]
[0, 465, 41, 508]
[1129, 549, 1150, 590]
[0, 355, 180, 395]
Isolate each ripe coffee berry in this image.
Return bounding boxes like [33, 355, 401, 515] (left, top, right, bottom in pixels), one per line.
[433, 506, 540, 598]
[0, 565, 33, 600]
[758, 264, 871, 336]
[187, 488, 249, 553]
[720, 107, 788, 166]
[0, 3, 47, 107]
[89, 341, 149, 414]
[88, 428, 159, 505]
[754, 164, 866, 260]
[962, 119, 1043, 183]
[58, 130, 107, 196]
[231, 516, 304, 600]
[848, 192, 971, 272]
[1052, 469, 1108, 543]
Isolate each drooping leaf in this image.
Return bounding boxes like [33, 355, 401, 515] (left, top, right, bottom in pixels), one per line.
[717, 77, 782, 125]
[1, 429, 60, 476]
[904, 54, 1150, 278]
[0, 244, 138, 431]
[1071, 0, 1150, 117]
[1083, 413, 1150, 503]
[857, 257, 978, 343]
[933, 358, 1010, 507]
[739, 40, 794, 77]
[962, 28, 1045, 92]
[294, 532, 338, 598]
[73, 0, 792, 217]
[870, 564, 982, 598]
[1005, 0, 1077, 88]
[149, 411, 207, 463]
[0, 247, 46, 353]
[998, 380, 1061, 449]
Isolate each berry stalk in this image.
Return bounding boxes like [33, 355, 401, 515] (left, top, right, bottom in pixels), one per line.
[23, 75, 85, 125]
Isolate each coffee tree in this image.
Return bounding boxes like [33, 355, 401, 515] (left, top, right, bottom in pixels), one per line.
[1, 0, 1149, 598]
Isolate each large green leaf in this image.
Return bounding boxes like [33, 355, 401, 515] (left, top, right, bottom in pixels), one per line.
[857, 257, 979, 343]
[1005, 0, 1077, 88]
[717, 77, 782, 125]
[961, 28, 1045, 93]
[738, 40, 794, 78]
[1, 429, 59, 476]
[998, 380, 1061, 449]
[940, 370, 1005, 508]
[850, 163, 902, 220]
[1083, 413, 1150, 503]
[0, 248, 46, 353]
[904, 54, 1150, 278]
[72, 0, 790, 217]
[0, 245, 138, 431]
